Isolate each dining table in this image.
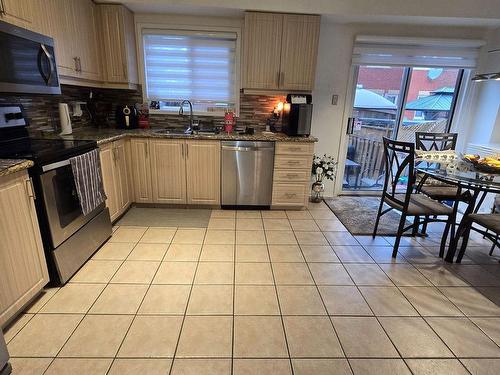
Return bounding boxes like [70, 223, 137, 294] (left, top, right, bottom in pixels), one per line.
[415, 156, 500, 262]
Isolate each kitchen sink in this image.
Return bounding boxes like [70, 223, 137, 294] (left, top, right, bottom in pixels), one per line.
[153, 127, 191, 135]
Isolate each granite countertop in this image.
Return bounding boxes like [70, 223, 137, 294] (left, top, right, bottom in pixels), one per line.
[37, 128, 318, 145]
[0, 159, 34, 177]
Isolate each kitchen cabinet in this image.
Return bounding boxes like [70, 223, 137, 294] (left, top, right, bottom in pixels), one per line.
[99, 139, 131, 222]
[186, 140, 221, 205]
[98, 4, 139, 88]
[151, 139, 186, 204]
[130, 138, 153, 203]
[243, 12, 320, 92]
[0, 171, 48, 327]
[0, 0, 33, 29]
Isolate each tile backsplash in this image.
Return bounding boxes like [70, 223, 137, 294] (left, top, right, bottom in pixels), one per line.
[0, 84, 285, 133]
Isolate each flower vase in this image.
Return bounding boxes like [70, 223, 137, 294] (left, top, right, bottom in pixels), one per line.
[311, 181, 325, 203]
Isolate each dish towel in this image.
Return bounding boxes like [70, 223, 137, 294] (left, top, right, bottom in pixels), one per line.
[70, 149, 107, 216]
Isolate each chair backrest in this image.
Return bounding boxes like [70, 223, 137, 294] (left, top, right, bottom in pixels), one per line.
[382, 137, 415, 210]
[415, 132, 458, 151]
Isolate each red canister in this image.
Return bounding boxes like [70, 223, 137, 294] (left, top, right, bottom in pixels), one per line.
[224, 111, 235, 133]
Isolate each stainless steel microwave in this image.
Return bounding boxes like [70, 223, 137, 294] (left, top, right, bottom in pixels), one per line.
[0, 20, 60, 94]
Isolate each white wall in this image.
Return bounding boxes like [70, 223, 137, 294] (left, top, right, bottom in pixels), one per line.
[311, 19, 490, 196]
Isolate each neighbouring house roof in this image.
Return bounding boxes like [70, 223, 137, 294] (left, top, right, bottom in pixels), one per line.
[405, 87, 454, 111]
[354, 88, 398, 110]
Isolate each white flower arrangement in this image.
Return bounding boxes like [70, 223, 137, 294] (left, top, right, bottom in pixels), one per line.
[312, 154, 337, 182]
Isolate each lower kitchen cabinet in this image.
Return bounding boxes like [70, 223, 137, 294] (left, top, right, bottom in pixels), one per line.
[186, 140, 221, 205]
[151, 139, 186, 204]
[130, 138, 153, 203]
[0, 170, 48, 327]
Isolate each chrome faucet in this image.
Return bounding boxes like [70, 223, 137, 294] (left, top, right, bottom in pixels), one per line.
[178, 100, 194, 131]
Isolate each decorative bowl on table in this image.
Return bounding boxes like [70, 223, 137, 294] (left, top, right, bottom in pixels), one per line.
[463, 154, 500, 174]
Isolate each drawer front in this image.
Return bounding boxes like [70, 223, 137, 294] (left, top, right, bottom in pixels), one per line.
[274, 169, 310, 182]
[272, 183, 308, 205]
[274, 155, 311, 169]
[276, 142, 314, 155]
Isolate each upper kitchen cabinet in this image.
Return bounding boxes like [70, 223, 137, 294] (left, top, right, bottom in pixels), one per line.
[0, 0, 33, 29]
[97, 4, 139, 88]
[243, 12, 320, 92]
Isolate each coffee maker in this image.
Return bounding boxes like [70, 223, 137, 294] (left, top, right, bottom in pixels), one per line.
[282, 94, 313, 137]
[116, 105, 139, 129]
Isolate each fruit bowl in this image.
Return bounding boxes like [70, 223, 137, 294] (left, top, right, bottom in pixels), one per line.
[463, 154, 500, 174]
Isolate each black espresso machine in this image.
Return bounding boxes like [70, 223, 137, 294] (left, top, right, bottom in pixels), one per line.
[282, 94, 313, 136]
[116, 105, 139, 128]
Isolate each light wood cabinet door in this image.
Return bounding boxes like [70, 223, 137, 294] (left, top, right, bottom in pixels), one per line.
[279, 14, 320, 91]
[151, 139, 187, 204]
[114, 139, 131, 212]
[99, 144, 120, 221]
[243, 12, 283, 90]
[130, 138, 153, 203]
[185, 140, 221, 205]
[0, 0, 33, 28]
[0, 171, 48, 327]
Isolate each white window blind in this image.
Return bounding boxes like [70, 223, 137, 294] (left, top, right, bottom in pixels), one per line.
[143, 29, 237, 113]
[352, 36, 485, 68]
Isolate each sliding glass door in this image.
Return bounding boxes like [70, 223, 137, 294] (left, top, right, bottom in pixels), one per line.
[341, 65, 464, 192]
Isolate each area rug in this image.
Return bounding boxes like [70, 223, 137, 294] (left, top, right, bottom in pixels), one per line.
[324, 196, 410, 236]
[116, 207, 211, 227]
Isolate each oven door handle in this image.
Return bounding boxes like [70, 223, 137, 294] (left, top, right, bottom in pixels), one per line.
[42, 159, 71, 172]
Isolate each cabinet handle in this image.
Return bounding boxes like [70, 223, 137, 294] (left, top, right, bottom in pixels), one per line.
[0, 0, 5, 15]
[25, 178, 36, 200]
[286, 173, 299, 178]
[112, 148, 117, 163]
[73, 57, 79, 71]
[186, 143, 189, 158]
[78, 57, 82, 72]
[284, 193, 297, 198]
[181, 143, 184, 158]
[287, 160, 300, 165]
[144, 143, 148, 158]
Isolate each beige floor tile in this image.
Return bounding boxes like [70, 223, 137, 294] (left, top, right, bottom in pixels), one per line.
[416, 265, 468, 286]
[194, 262, 234, 284]
[399, 286, 463, 316]
[176, 316, 232, 357]
[359, 287, 418, 316]
[265, 230, 297, 245]
[398, 246, 442, 264]
[273, 263, 314, 285]
[286, 210, 313, 220]
[236, 210, 261, 218]
[349, 359, 411, 375]
[187, 285, 233, 315]
[426, 317, 500, 357]
[140, 227, 176, 243]
[309, 263, 354, 285]
[331, 317, 398, 358]
[93, 242, 135, 260]
[263, 218, 292, 231]
[235, 244, 270, 262]
[24, 287, 59, 313]
[268, 244, 305, 262]
[284, 316, 344, 358]
[300, 245, 340, 262]
[290, 219, 320, 232]
[309, 209, 337, 220]
[70, 260, 122, 283]
[295, 231, 329, 246]
[172, 228, 206, 244]
[234, 316, 288, 358]
[292, 359, 352, 375]
[139, 284, 191, 315]
[118, 316, 182, 358]
[471, 318, 500, 345]
[363, 246, 408, 264]
[108, 359, 172, 375]
[111, 261, 160, 284]
[236, 230, 266, 244]
[406, 359, 469, 375]
[277, 286, 326, 315]
[110, 226, 148, 243]
[44, 358, 112, 375]
[89, 284, 148, 314]
[211, 209, 236, 218]
[127, 243, 169, 261]
[262, 210, 287, 218]
[39, 284, 105, 314]
[164, 244, 202, 261]
[333, 245, 375, 263]
[3, 313, 34, 343]
[200, 244, 234, 262]
[208, 218, 235, 230]
[236, 218, 264, 230]
[319, 286, 372, 316]
[235, 262, 274, 285]
[204, 230, 236, 244]
[379, 317, 453, 358]
[379, 264, 432, 286]
[9, 358, 52, 375]
[233, 359, 292, 375]
[171, 359, 231, 375]
[461, 359, 500, 375]
[234, 285, 280, 315]
[59, 314, 133, 357]
[344, 264, 394, 286]
[439, 287, 500, 316]
[323, 231, 359, 246]
[153, 262, 197, 284]
[7, 314, 83, 357]
[315, 219, 347, 232]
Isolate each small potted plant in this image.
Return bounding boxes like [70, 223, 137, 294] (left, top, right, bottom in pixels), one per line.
[311, 154, 337, 202]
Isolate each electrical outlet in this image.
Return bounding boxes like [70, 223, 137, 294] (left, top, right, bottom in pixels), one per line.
[331, 94, 339, 105]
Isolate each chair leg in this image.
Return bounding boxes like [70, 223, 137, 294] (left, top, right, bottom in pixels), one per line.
[392, 214, 407, 258]
[456, 225, 472, 263]
[373, 198, 384, 238]
[490, 235, 498, 256]
[412, 216, 420, 236]
[421, 215, 429, 235]
[439, 215, 452, 258]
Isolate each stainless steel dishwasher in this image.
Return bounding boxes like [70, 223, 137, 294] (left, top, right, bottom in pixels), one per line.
[221, 141, 275, 207]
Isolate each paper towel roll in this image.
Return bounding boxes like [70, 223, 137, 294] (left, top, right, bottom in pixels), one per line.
[59, 103, 72, 135]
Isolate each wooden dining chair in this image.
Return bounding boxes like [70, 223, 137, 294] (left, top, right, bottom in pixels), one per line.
[454, 213, 500, 263]
[373, 137, 455, 258]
